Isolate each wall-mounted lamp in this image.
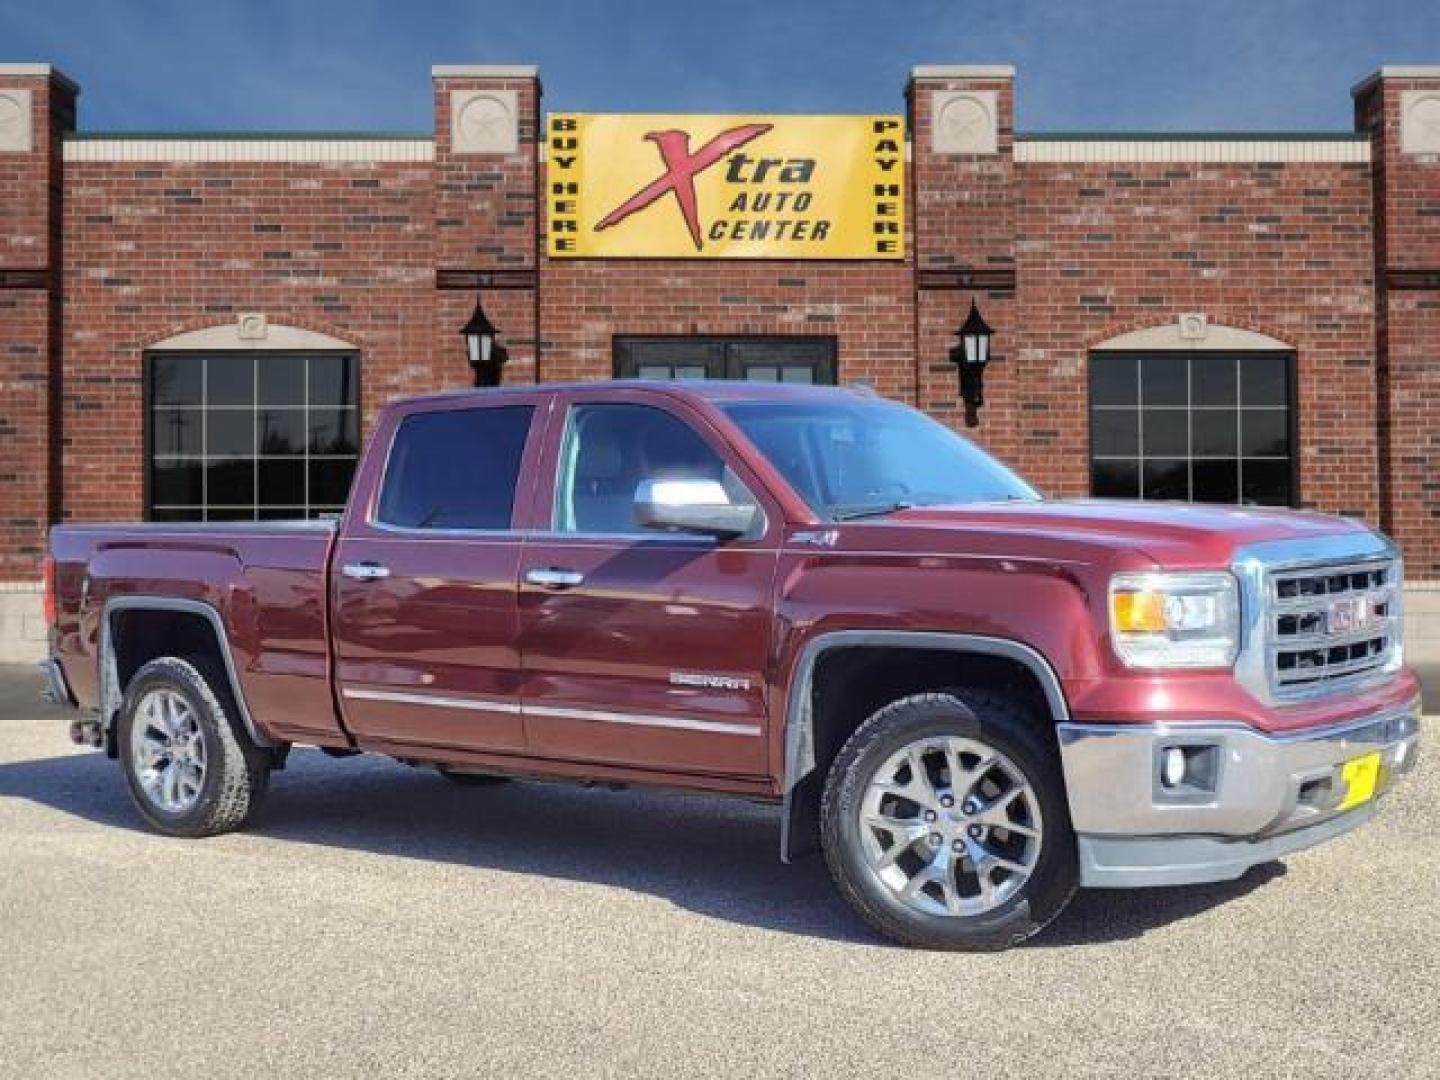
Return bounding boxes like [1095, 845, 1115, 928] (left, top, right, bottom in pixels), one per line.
[949, 300, 993, 427]
[461, 294, 508, 387]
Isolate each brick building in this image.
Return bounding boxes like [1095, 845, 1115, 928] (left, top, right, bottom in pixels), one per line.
[1, 61, 1437, 664]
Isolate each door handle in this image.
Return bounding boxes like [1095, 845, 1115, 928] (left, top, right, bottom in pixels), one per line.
[525, 567, 585, 589]
[342, 562, 391, 581]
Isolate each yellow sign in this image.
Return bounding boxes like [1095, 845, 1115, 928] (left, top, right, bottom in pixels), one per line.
[547, 113, 905, 259]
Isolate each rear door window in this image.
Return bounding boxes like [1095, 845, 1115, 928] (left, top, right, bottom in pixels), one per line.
[377, 406, 534, 530]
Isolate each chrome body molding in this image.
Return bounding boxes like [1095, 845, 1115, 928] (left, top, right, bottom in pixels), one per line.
[779, 629, 1070, 863]
[98, 596, 273, 748]
[1059, 699, 1421, 886]
[1231, 531, 1402, 706]
[342, 686, 760, 736]
[38, 657, 76, 707]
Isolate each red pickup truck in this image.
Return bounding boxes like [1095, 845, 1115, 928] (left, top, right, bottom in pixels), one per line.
[40, 381, 1421, 950]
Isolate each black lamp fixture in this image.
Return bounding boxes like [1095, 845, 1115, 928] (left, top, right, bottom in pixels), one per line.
[949, 299, 994, 428]
[461, 294, 508, 387]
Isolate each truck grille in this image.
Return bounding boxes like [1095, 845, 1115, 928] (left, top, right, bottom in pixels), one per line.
[1267, 559, 1399, 698]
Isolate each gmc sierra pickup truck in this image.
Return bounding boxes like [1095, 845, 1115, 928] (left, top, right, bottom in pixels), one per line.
[41, 381, 1421, 950]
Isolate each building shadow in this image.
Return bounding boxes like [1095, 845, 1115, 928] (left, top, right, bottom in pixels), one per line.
[0, 745, 1284, 949]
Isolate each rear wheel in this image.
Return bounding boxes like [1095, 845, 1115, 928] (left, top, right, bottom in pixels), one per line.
[118, 656, 270, 837]
[821, 690, 1077, 950]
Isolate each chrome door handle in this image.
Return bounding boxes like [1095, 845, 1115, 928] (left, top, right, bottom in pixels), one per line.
[342, 562, 391, 581]
[524, 567, 585, 589]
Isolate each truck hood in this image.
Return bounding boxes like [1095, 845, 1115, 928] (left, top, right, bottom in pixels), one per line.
[829, 499, 1379, 569]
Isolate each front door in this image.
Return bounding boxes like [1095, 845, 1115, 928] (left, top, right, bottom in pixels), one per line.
[331, 394, 549, 754]
[614, 335, 836, 385]
[516, 389, 781, 778]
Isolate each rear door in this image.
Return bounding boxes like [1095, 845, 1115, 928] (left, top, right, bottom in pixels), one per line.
[516, 388, 782, 778]
[331, 393, 550, 753]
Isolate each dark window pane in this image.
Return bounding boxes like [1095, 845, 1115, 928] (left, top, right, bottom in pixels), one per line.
[1191, 356, 1238, 407]
[151, 461, 203, 505]
[206, 410, 254, 457]
[1191, 410, 1238, 457]
[309, 355, 357, 408]
[258, 459, 305, 505]
[1141, 356, 1187, 406]
[1092, 459, 1140, 498]
[151, 507, 202, 522]
[377, 406, 531, 529]
[206, 507, 257, 522]
[151, 357, 203, 408]
[1091, 410, 1139, 457]
[257, 409, 305, 456]
[308, 409, 359, 455]
[1142, 409, 1189, 457]
[207, 459, 254, 505]
[1090, 354, 1138, 407]
[781, 367, 815, 384]
[1143, 459, 1189, 500]
[257, 356, 306, 406]
[309, 507, 345, 521]
[1241, 410, 1290, 457]
[1192, 459, 1240, 503]
[1240, 355, 1289, 407]
[206, 357, 254, 407]
[309, 459, 357, 507]
[152, 409, 202, 456]
[258, 507, 306, 521]
[1241, 459, 1292, 506]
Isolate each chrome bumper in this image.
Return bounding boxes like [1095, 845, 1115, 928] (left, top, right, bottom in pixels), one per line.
[1057, 700, 1421, 888]
[39, 657, 76, 708]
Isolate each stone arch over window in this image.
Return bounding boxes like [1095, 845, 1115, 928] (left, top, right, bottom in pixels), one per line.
[145, 321, 358, 352]
[1087, 321, 1297, 507]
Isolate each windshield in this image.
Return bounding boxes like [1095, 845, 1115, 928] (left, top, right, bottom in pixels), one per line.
[722, 396, 1040, 520]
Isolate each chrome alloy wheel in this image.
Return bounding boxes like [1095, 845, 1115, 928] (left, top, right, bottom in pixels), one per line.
[857, 736, 1043, 917]
[129, 688, 207, 815]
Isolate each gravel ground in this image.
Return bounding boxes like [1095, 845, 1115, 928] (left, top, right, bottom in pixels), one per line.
[1, 665, 1435, 1079]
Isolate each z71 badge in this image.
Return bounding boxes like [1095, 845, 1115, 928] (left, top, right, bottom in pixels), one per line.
[669, 672, 752, 691]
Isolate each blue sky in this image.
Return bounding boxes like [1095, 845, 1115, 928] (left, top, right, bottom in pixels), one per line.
[3, 0, 1437, 133]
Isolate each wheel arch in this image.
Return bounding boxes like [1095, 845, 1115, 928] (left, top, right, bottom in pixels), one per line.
[99, 596, 272, 750]
[779, 631, 1070, 863]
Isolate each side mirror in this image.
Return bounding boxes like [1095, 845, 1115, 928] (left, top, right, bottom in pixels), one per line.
[634, 478, 758, 539]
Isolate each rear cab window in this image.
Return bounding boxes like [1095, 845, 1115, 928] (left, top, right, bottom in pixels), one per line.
[376, 405, 534, 530]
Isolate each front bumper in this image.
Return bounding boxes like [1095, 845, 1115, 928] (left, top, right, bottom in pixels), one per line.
[1057, 699, 1421, 888]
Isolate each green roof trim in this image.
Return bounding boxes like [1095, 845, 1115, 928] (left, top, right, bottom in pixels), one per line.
[1017, 131, 1369, 142]
[66, 131, 432, 141]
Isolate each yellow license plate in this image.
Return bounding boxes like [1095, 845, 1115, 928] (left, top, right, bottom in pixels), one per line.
[1338, 751, 1382, 811]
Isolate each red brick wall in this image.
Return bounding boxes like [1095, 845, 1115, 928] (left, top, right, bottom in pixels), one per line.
[0, 72, 73, 578]
[1356, 74, 1440, 577]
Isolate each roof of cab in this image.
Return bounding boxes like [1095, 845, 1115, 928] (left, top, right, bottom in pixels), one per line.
[395, 379, 876, 409]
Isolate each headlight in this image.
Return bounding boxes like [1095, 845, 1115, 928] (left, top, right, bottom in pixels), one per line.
[1109, 571, 1239, 669]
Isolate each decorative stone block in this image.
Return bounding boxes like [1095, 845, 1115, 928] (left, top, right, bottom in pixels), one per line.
[0, 87, 33, 153]
[1178, 313, 1209, 340]
[1400, 90, 1440, 155]
[450, 88, 519, 155]
[237, 312, 268, 340]
[932, 90, 998, 155]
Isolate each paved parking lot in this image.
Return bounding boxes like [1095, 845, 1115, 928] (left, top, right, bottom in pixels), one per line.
[1, 665, 1435, 1078]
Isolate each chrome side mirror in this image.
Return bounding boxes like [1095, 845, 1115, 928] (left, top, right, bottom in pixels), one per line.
[633, 478, 757, 539]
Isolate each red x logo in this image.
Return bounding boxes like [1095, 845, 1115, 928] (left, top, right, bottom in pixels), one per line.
[595, 123, 773, 251]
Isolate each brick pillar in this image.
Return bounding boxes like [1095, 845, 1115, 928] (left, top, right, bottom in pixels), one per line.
[430, 65, 541, 388]
[0, 64, 76, 658]
[907, 66, 1022, 463]
[1354, 67, 1440, 579]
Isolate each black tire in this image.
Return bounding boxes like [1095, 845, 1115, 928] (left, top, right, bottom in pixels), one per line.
[437, 766, 510, 787]
[117, 656, 270, 837]
[821, 690, 1078, 951]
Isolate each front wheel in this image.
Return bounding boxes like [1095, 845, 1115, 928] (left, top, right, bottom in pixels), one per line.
[821, 691, 1078, 950]
[117, 656, 270, 837]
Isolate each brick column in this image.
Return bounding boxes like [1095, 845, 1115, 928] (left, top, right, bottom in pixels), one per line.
[908, 66, 1021, 459]
[1354, 67, 1440, 579]
[430, 65, 541, 387]
[0, 64, 75, 659]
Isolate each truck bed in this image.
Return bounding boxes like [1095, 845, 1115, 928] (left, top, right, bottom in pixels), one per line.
[49, 520, 342, 742]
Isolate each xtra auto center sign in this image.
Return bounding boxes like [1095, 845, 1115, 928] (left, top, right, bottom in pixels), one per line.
[546, 114, 905, 259]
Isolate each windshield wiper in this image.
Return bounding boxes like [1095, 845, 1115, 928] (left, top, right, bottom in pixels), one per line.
[830, 500, 915, 522]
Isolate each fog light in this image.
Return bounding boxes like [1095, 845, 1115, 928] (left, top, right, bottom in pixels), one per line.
[1162, 747, 1187, 788]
